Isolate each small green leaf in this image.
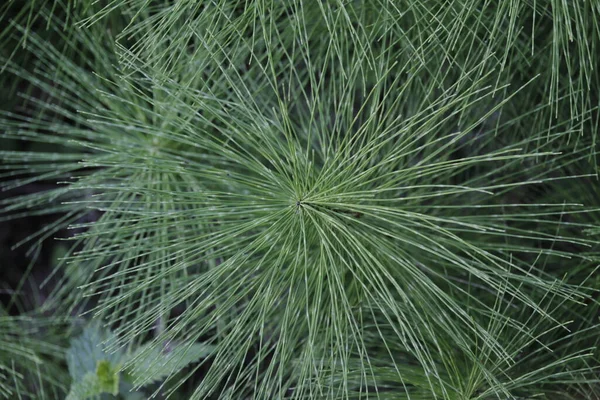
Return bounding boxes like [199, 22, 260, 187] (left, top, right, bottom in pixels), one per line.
[126, 342, 214, 388]
[96, 360, 120, 396]
[65, 371, 108, 400]
[66, 323, 124, 399]
[66, 322, 123, 382]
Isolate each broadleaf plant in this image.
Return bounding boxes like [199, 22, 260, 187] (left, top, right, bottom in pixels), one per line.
[1, 0, 599, 399]
[66, 323, 123, 399]
[65, 323, 213, 399]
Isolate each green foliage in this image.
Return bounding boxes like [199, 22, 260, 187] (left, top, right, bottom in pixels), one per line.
[1, 0, 599, 399]
[64, 322, 214, 399]
[66, 365, 119, 400]
[0, 312, 69, 399]
[66, 323, 123, 386]
[126, 341, 214, 389]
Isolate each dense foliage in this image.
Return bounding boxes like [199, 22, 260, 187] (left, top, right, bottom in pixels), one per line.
[1, 0, 599, 399]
